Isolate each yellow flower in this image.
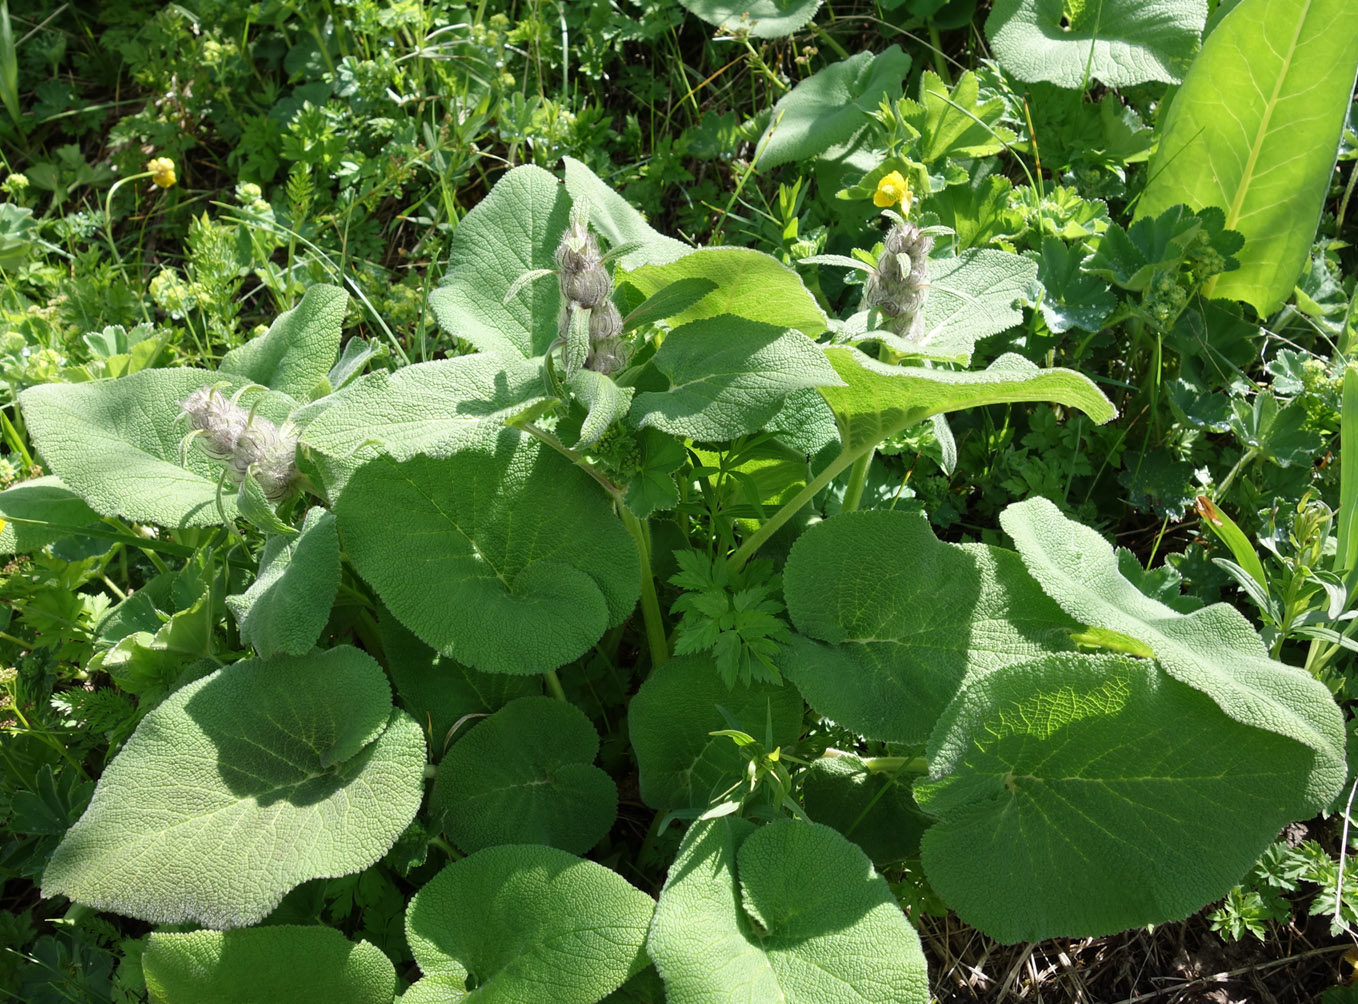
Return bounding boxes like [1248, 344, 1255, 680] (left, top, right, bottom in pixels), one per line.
[146, 157, 177, 189]
[873, 170, 910, 212]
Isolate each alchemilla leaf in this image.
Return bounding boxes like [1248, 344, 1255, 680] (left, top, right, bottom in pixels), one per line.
[335, 430, 638, 675]
[41, 647, 426, 927]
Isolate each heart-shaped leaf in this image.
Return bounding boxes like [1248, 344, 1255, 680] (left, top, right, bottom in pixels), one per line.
[42, 647, 426, 927]
[431, 696, 617, 855]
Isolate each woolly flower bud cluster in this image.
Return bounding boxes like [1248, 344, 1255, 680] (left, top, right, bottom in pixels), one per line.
[864, 221, 932, 341]
[180, 387, 299, 502]
[555, 219, 625, 374]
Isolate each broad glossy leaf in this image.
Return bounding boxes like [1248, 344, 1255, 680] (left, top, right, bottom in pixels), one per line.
[627, 655, 805, 810]
[624, 429, 688, 519]
[986, 0, 1206, 87]
[563, 156, 690, 269]
[918, 653, 1322, 941]
[406, 845, 654, 1003]
[756, 47, 911, 168]
[619, 248, 827, 338]
[0, 476, 100, 555]
[335, 432, 638, 675]
[677, 0, 822, 39]
[819, 347, 1115, 455]
[800, 754, 932, 866]
[900, 69, 1016, 163]
[1000, 496, 1346, 809]
[430, 165, 571, 357]
[1137, 0, 1358, 313]
[225, 507, 340, 658]
[143, 926, 396, 1004]
[629, 316, 842, 441]
[298, 355, 547, 460]
[1028, 236, 1117, 333]
[431, 696, 617, 855]
[218, 284, 346, 400]
[783, 510, 1078, 743]
[379, 611, 539, 756]
[42, 647, 426, 927]
[647, 818, 929, 1004]
[19, 368, 296, 528]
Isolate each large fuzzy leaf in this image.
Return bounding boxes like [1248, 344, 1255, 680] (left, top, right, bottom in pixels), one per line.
[218, 284, 346, 400]
[0, 476, 100, 555]
[677, 0, 822, 39]
[334, 431, 638, 675]
[297, 355, 547, 460]
[563, 156, 690, 269]
[1136, 0, 1358, 313]
[627, 655, 806, 809]
[782, 510, 1078, 743]
[1000, 495, 1345, 810]
[629, 316, 842, 441]
[755, 47, 911, 168]
[619, 248, 827, 338]
[19, 369, 297, 528]
[429, 164, 571, 357]
[986, 0, 1207, 87]
[143, 927, 396, 1004]
[819, 348, 1115, 455]
[405, 845, 654, 1003]
[430, 696, 617, 855]
[41, 647, 426, 927]
[225, 507, 340, 658]
[918, 653, 1323, 942]
[647, 818, 929, 1004]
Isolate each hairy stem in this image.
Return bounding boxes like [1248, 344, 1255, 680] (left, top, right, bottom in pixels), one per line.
[619, 505, 669, 669]
[728, 446, 861, 571]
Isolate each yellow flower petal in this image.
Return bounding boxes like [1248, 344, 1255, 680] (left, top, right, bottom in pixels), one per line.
[146, 157, 177, 189]
[873, 170, 910, 211]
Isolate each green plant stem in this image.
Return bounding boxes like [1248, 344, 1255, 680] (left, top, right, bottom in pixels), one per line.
[429, 835, 462, 860]
[1214, 446, 1259, 501]
[543, 668, 568, 702]
[857, 754, 928, 775]
[618, 506, 669, 669]
[729, 446, 860, 570]
[840, 447, 874, 513]
[809, 22, 849, 61]
[927, 23, 947, 80]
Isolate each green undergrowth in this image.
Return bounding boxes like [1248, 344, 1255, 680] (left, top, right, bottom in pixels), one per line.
[1, 1, 1357, 1001]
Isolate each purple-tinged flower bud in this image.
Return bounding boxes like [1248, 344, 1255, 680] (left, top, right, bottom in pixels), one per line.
[588, 300, 624, 342]
[864, 221, 932, 341]
[566, 265, 612, 309]
[180, 387, 299, 502]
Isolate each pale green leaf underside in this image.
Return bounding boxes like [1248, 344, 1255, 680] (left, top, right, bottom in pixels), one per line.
[406, 845, 654, 1004]
[218, 283, 347, 400]
[819, 347, 1116, 455]
[627, 655, 806, 810]
[917, 653, 1320, 942]
[620, 248, 828, 338]
[986, 0, 1206, 87]
[676, 0, 822, 39]
[1000, 496, 1345, 810]
[647, 818, 929, 1004]
[783, 510, 1078, 743]
[19, 368, 297, 528]
[430, 164, 571, 358]
[42, 647, 426, 928]
[298, 355, 547, 460]
[630, 316, 843, 441]
[1137, 0, 1358, 313]
[0, 475, 100, 555]
[226, 507, 340, 658]
[335, 432, 638, 675]
[756, 47, 911, 168]
[431, 696, 617, 855]
[143, 926, 396, 1004]
[860, 249, 1038, 364]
